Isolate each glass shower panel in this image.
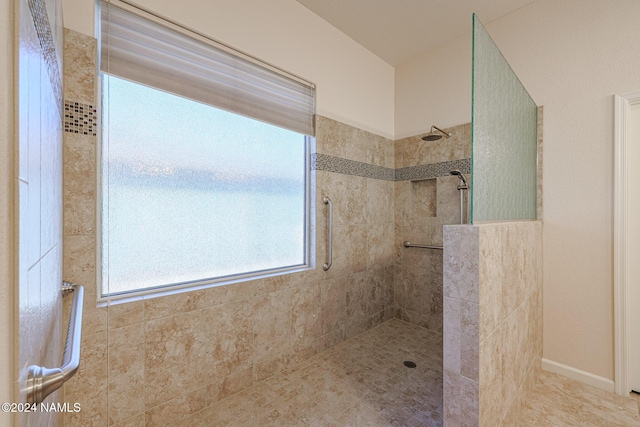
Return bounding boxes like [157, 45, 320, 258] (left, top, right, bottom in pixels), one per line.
[471, 14, 537, 222]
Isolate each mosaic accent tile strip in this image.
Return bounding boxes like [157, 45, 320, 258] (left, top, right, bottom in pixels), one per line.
[64, 101, 97, 136]
[28, 0, 62, 112]
[312, 153, 395, 181]
[312, 153, 470, 182]
[395, 158, 471, 181]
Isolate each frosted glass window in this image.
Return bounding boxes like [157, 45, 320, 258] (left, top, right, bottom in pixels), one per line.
[471, 14, 537, 222]
[101, 75, 309, 297]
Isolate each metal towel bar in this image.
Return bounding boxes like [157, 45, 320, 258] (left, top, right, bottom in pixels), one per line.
[323, 197, 332, 271]
[26, 282, 84, 405]
[403, 241, 443, 250]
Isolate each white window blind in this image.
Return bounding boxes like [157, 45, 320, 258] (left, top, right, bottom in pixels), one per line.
[99, 0, 315, 136]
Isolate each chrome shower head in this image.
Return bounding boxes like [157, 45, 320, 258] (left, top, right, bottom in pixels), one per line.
[450, 169, 468, 187]
[422, 125, 452, 141]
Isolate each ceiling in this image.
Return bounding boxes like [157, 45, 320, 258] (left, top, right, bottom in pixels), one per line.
[296, 0, 536, 66]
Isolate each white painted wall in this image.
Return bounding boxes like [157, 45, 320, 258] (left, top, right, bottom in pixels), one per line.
[397, 0, 640, 381]
[61, 0, 396, 139]
[0, 0, 14, 424]
[395, 32, 471, 139]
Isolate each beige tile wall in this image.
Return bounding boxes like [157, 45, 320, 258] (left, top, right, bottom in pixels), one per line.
[443, 221, 543, 426]
[62, 30, 396, 426]
[17, 0, 64, 425]
[394, 124, 471, 331]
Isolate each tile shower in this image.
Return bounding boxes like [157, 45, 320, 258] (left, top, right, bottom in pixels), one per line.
[62, 27, 543, 427]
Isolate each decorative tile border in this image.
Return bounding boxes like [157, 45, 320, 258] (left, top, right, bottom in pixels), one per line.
[395, 158, 471, 181]
[28, 0, 62, 112]
[312, 153, 395, 181]
[312, 153, 470, 182]
[64, 101, 97, 136]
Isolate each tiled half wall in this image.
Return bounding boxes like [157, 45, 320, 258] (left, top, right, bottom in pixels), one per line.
[443, 221, 543, 426]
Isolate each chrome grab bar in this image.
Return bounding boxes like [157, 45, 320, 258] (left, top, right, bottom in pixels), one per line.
[26, 282, 84, 404]
[403, 241, 443, 250]
[323, 197, 332, 271]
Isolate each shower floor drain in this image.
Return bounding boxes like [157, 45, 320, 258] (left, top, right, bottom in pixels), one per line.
[403, 361, 417, 368]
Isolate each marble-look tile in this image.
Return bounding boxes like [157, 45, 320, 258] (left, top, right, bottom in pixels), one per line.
[460, 301, 479, 381]
[108, 299, 144, 329]
[326, 222, 367, 278]
[108, 324, 145, 424]
[409, 178, 437, 220]
[502, 224, 527, 314]
[457, 226, 479, 303]
[443, 297, 461, 374]
[366, 223, 394, 270]
[63, 132, 95, 236]
[144, 300, 253, 408]
[479, 328, 502, 427]
[63, 234, 108, 336]
[478, 226, 503, 341]
[63, 28, 96, 104]
[320, 278, 347, 335]
[444, 221, 543, 427]
[318, 171, 367, 227]
[366, 131, 395, 169]
[345, 271, 367, 321]
[315, 116, 380, 165]
[366, 179, 394, 225]
[317, 327, 346, 354]
[143, 289, 211, 321]
[395, 135, 431, 168]
[64, 332, 109, 426]
[111, 413, 145, 427]
[442, 223, 479, 341]
[198, 319, 442, 427]
[372, 265, 395, 312]
[144, 384, 211, 426]
[394, 181, 411, 226]
[437, 175, 463, 224]
[520, 371, 640, 426]
[63, 234, 96, 287]
[443, 225, 460, 300]
[430, 123, 471, 165]
[444, 368, 479, 426]
[253, 284, 320, 382]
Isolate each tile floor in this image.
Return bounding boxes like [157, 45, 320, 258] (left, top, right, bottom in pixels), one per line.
[183, 318, 443, 426]
[176, 318, 640, 427]
[520, 371, 640, 427]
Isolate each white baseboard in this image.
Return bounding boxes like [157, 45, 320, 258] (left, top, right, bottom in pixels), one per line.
[542, 358, 615, 393]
